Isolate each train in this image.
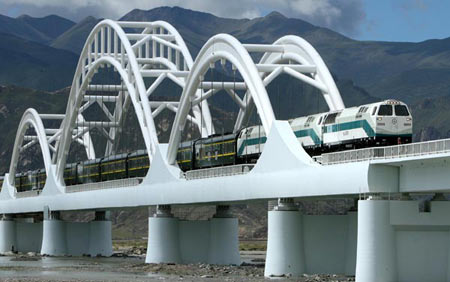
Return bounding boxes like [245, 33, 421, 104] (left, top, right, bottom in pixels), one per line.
[5, 99, 412, 191]
[177, 99, 412, 170]
[10, 150, 150, 192]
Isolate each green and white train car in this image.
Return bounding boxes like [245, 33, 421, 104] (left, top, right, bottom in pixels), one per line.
[237, 99, 413, 157]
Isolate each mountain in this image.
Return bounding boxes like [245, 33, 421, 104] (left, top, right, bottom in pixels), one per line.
[0, 32, 78, 91]
[0, 85, 68, 174]
[119, 7, 450, 104]
[2, 7, 450, 103]
[0, 14, 51, 43]
[51, 16, 101, 54]
[0, 7, 448, 139]
[0, 6, 448, 137]
[411, 93, 450, 141]
[17, 14, 75, 39]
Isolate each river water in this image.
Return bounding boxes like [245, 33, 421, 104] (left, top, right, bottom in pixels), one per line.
[0, 252, 268, 282]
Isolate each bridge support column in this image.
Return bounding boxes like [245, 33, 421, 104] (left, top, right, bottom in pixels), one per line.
[356, 198, 450, 282]
[16, 217, 43, 253]
[0, 215, 16, 253]
[355, 198, 397, 282]
[146, 205, 181, 263]
[265, 198, 357, 277]
[88, 211, 113, 257]
[344, 211, 358, 276]
[208, 205, 241, 265]
[264, 198, 304, 277]
[41, 211, 67, 256]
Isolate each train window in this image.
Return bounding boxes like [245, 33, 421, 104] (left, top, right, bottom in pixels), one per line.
[306, 116, 315, 123]
[372, 107, 377, 116]
[378, 105, 393, 116]
[318, 116, 323, 124]
[394, 105, 409, 116]
[324, 113, 338, 125]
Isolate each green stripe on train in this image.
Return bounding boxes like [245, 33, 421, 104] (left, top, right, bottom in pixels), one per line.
[237, 137, 267, 155]
[237, 121, 377, 156]
[323, 120, 375, 137]
[294, 128, 321, 144]
[237, 128, 321, 155]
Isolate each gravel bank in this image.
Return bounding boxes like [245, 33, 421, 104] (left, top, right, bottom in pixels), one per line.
[0, 252, 355, 282]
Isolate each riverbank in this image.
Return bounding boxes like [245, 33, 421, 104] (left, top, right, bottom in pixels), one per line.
[0, 251, 354, 282]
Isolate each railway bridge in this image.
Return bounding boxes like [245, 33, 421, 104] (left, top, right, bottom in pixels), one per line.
[1, 20, 450, 282]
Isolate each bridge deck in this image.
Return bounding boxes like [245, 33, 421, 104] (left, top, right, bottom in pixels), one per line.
[1, 122, 450, 214]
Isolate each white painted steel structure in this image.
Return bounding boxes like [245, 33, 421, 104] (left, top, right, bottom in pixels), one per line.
[5, 19, 345, 193]
[2, 20, 450, 282]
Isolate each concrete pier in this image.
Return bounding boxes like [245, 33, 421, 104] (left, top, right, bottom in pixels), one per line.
[264, 198, 357, 278]
[355, 198, 450, 282]
[41, 211, 67, 256]
[146, 205, 181, 263]
[0, 215, 16, 253]
[265, 199, 305, 277]
[39, 209, 113, 257]
[146, 205, 241, 265]
[88, 211, 113, 257]
[208, 206, 241, 265]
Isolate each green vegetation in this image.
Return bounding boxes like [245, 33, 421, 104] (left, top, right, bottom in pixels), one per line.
[239, 240, 267, 251]
[113, 239, 147, 250]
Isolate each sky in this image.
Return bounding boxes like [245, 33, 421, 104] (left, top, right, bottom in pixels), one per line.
[1, 0, 449, 42]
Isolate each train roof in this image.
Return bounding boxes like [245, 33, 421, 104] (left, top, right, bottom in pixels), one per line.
[195, 133, 237, 145]
[102, 153, 129, 162]
[81, 157, 102, 166]
[128, 149, 147, 157]
[289, 99, 409, 124]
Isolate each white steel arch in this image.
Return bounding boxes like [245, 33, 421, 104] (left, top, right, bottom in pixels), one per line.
[103, 21, 215, 154]
[167, 33, 277, 165]
[5, 20, 346, 187]
[56, 54, 155, 185]
[8, 109, 53, 186]
[54, 19, 214, 186]
[234, 35, 345, 132]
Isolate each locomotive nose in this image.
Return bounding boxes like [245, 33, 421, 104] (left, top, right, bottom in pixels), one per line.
[392, 117, 398, 129]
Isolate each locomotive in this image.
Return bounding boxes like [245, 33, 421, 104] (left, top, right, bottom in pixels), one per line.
[6, 99, 412, 191]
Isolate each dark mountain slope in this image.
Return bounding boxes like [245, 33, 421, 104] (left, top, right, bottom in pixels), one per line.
[51, 16, 101, 54]
[0, 32, 78, 91]
[0, 14, 51, 43]
[17, 14, 75, 39]
[0, 85, 68, 174]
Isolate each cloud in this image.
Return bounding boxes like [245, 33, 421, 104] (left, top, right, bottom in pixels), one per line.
[0, 0, 366, 36]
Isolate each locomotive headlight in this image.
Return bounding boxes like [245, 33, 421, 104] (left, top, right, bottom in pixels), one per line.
[376, 117, 382, 121]
[406, 118, 412, 121]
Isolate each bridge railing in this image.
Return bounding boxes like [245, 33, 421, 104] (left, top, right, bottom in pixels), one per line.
[319, 138, 450, 165]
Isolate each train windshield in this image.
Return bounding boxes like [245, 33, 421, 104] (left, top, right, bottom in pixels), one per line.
[394, 105, 409, 116]
[378, 105, 393, 116]
[324, 113, 339, 124]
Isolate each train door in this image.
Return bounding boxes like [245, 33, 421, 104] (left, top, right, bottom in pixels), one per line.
[318, 115, 324, 146]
